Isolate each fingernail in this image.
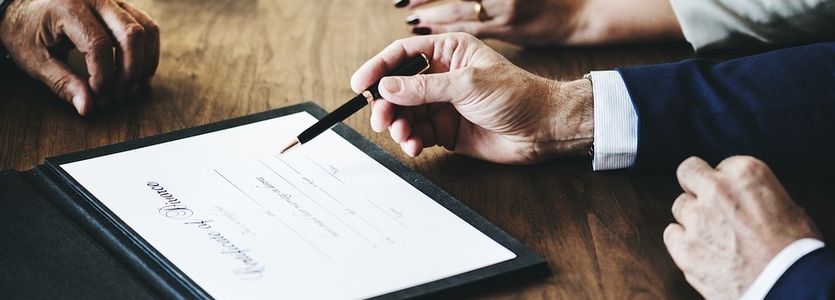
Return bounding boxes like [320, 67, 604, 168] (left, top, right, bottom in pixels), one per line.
[381, 77, 402, 94]
[394, 0, 409, 8]
[72, 96, 85, 115]
[412, 27, 431, 35]
[406, 15, 419, 25]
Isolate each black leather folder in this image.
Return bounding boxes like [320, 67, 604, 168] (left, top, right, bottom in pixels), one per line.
[0, 102, 548, 299]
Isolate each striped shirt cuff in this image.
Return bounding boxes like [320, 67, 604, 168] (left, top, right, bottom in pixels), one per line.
[589, 70, 638, 171]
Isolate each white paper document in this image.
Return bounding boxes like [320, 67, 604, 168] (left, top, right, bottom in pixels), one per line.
[59, 112, 515, 300]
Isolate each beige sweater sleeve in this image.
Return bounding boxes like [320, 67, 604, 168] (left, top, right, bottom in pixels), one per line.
[668, 0, 835, 51]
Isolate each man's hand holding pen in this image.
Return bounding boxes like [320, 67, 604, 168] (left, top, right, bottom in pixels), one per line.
[350, 33, 594, 164]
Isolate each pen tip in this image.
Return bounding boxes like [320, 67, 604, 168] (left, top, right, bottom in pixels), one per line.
[280, 140, 300, 154]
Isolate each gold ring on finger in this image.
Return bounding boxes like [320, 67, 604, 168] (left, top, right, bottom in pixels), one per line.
[474, 1, 485, 22]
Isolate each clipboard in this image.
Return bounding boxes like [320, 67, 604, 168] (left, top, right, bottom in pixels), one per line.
[0, 102, 548, 299]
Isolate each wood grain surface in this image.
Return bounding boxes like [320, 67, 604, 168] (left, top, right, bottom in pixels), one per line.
[1, 1, 832, 299]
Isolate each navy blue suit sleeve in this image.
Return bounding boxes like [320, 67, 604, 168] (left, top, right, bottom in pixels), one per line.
[765, 247, 835, 300]
[616, 42, 835, 173]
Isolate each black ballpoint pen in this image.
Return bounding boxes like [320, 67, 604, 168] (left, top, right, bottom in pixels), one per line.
[280, 53, 430, 153]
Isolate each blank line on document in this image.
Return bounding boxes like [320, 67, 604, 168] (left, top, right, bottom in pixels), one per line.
[279, 220, 331, 259]
[259, 160, 373, 243]
[306, 155, 346, 185]
[214, 169, 263, 207]
[347, 209, 385, 235]
[274, 155, 300, 174]
[366, 198, 410, 231]
[318, 187, 344, 206]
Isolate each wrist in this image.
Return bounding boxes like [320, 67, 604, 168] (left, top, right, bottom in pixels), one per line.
[564, 78, 595, 155]
[538, 78, 594, 158]
[569, 0, 683, 45]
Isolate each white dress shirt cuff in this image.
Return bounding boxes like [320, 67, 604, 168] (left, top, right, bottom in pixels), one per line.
[739, 238, 826, 300]
[589, 70, 638, 171]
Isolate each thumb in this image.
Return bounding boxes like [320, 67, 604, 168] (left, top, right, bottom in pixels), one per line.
[38, 61, 95, 116]
[378, 72, 467, 106]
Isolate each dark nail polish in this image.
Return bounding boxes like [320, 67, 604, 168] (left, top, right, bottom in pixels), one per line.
[406, 15, 419, 25]
[412, 27, 431, 35]
[394, 0, 409, 8]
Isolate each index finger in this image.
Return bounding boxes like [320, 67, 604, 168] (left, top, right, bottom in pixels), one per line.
[413, 0, 484, 24]
[675, 156, 715, 196]
[351, 37, 430, 94]
[397, 0, 442, 9]
[350, 32, 479, 93]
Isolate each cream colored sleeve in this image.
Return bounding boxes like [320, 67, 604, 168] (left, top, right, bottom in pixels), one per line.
[668, 0, 835, 51]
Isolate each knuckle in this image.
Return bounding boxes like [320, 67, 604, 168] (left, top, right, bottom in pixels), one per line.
[672, 194, 686, 210]
[462, 32, 481, 43]
[676, 157, 695, 172]
[450, 32, 477, 43]
[457, 68, 483, 98]
[676, 156, 705, 178]
[681, 156, 702, 167]
[143, 21, 160, 38]
[662, 225, 677, 244]
[47, 72, 74, 98]
[123, 23, 146, 41]
[670, 204, 681, 219]
[701, 178, 723, 194]
[87, 36, 114, 53]
[726, 155, 767, 177]
[407, 77, 431, 98]
[458, 67, 477, 84]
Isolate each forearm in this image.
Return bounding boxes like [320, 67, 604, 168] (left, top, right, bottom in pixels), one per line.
[568, 0, 684, 45]
[618, 42, 835, 173]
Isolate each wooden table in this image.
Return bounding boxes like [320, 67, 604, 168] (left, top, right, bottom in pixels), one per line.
[1, 0, 832, 299]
